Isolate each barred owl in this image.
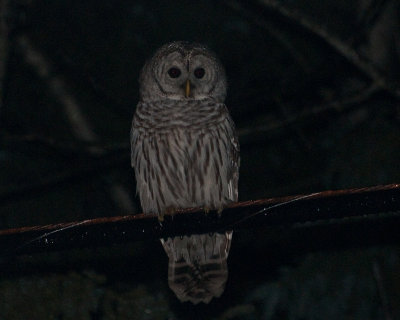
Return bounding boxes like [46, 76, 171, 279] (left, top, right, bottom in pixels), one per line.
[130, 41, 239, 304]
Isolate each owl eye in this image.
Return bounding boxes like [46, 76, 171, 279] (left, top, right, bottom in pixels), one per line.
[194, 67, 205, 79]
[167, 67, 181, 78]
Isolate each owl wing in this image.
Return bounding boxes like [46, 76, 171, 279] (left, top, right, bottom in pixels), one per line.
[130, 114, 140, 169]
[222, 106, 240, 202]
[130, 111, 154, 207]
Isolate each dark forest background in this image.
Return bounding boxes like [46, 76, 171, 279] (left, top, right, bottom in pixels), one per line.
[0, 0, 399, 319]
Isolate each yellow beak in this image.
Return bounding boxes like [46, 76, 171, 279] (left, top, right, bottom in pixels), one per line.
[185, 79, 191, 98]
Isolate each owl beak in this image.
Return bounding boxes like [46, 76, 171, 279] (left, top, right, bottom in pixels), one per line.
[185, 79, 191, 98]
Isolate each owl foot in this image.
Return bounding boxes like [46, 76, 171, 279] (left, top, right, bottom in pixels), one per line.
[166, 206, 177, 214]
[164, 206, 177, 218]
[204, 207, 223, 215]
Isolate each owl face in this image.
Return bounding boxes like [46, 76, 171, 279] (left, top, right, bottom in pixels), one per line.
[139, 42, 227, 102]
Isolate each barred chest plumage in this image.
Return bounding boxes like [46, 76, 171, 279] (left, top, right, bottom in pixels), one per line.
[130, 98, 239, 216]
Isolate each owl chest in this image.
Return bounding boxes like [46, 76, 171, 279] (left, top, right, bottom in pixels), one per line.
[141, 128, 203, 174]
[133, 123, 234, 211]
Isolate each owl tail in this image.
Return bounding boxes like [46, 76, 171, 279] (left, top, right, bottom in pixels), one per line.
[160, 231, 232, 304]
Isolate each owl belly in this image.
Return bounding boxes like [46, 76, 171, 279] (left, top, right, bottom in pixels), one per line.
[135, 127, 234, 215]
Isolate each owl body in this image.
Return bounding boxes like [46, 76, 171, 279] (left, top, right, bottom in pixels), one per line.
[131, 42, 239, 304]
[131, 98, 238, 215]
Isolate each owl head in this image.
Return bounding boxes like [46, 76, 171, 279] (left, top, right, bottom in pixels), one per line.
[139, 41, 227, 102]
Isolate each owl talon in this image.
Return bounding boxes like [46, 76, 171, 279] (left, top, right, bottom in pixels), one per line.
[204, 207, 210, 214]
[217, 208, 223, 216]
[165, 207, 177, 216]
[158, 212, 165, 222]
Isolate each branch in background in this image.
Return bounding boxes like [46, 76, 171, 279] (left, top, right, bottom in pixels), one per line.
[1, 133, 129, 154]
[226, 0, 400, 98]
[0, 136, 136, 214]
[224, 0, 311, 73]
[109, 182, 138, 214]
[16, 36, 100, 150]
[256, 0, 400, 97]
[0, 183, 399, 257]
[350, 0, 390, 46]
[16, 35, 136, 213]
[0, 0, 9, 114]
[0, 152, 128, 202]
[238, 83, 380, 140]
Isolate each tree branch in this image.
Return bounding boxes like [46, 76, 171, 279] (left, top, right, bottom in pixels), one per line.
[1, 183, 399, 257]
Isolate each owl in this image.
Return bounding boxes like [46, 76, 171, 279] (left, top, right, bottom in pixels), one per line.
[130, 41, 239, 304]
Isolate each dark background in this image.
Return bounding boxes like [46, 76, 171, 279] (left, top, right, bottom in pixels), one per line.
[0, 0, 399, 319]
